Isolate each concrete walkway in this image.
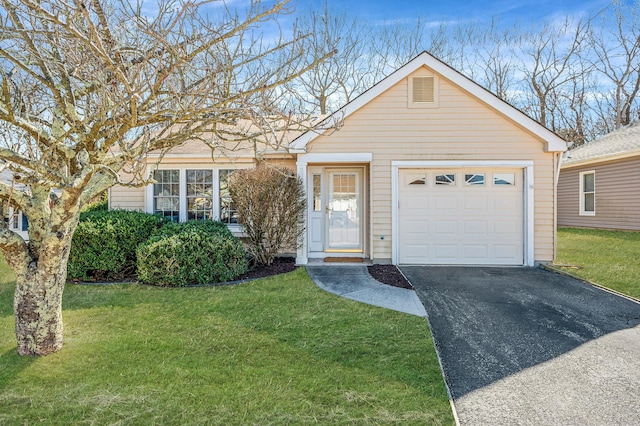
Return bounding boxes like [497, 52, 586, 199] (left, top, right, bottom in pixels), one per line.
[305, 265, 427, 317]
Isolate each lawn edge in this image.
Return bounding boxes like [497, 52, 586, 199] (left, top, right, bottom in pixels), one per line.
[540, 264, 640, 305]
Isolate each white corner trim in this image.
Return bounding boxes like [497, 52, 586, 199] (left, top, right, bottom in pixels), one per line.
[391, 160, 536, 267]
[296, 153, 372, 165]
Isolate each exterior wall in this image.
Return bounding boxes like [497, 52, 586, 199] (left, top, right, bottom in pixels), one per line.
[558, 156, 640, 231]
[306, 67, 559, 263]
[108, 155, 296, 212]
[109, 169, 145, 211]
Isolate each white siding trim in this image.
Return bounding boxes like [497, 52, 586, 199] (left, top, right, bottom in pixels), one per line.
[391, 160, 535, 266]
[296, 162, 308, 265]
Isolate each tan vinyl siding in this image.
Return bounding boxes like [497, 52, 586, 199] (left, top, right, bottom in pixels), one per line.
[308, 68, 558, 262]
[558, 156, 640, 231]
[109, 169, 145, 211]
[109, 185, 145, 211]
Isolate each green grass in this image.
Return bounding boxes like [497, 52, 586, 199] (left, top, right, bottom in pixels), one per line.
[556, 227, 640, 299]
[0, 264, 453, 425]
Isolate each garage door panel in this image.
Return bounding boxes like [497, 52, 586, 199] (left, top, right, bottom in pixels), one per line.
[399, 168, 523, 265]
[463, 196, 488, 210]
[433, 220, 458, 235]
[434, 196, 458, 211]
[463, 245, 490, 259]
[464, 221, 488, 235]
[432, 245, 459, 261]
[494, 245, 521, 259]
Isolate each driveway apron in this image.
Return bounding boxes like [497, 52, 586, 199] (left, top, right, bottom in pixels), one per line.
[400, 266, 640, 426]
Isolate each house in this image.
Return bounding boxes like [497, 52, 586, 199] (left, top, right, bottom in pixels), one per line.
[0, 170, 29, 240]
[558, 121, 640, 231]
[110, 52, 567, 266]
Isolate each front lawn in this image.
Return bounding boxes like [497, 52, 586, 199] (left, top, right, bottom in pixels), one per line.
[0, 264, 453, 425]
[556, 227, 640, 299]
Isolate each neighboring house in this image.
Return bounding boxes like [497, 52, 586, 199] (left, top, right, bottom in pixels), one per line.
[110, 52, 567, 266]
[0, 170, 29, 240]
[558, 121, 640, 231]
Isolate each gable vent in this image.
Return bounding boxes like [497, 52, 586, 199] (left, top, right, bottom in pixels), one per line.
[412, 76, 435, 103]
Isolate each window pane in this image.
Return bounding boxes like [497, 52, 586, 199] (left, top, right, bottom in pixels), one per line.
[494, 173, 515, 185]
[313, 174, 322, 211]
[435, 174, 455, 185]
[583, 173, 594, 192]
[187, 169, 213, 221]
[219, 170, 237, 224]
[465, 174, 485, 185]
[584, 193, 595, 212]
[153, 170, 180, 222]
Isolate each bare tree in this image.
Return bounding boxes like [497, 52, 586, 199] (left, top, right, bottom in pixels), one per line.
[589, 0, 640, 132]
[286, 3, 370, 114]
[0, 0, 332, 356]
[466, 19, 519, 102]
[515, 17, 590, 132]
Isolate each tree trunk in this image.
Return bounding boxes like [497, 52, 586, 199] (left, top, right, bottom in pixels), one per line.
[14, 270, 66, 356]
[12, 231, 76, 356]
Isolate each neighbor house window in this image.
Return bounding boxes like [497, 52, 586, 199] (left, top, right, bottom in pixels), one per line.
[153, 170, 180, 222]
[580, 171, 595, 216]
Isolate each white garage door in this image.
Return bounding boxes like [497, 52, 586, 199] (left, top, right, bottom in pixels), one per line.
[398, 168, 524, 265]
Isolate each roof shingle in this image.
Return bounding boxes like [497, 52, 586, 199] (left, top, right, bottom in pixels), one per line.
[562, 121, 640, 166]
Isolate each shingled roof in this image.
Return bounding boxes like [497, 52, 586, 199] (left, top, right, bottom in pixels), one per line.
[562, 121, 640, 167]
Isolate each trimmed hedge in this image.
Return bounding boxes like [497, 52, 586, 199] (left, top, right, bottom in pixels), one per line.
[68, 210, 168, 281]
[136, 221, 247, 286]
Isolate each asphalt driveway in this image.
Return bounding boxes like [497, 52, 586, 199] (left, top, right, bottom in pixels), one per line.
[400, 266, 640, 425]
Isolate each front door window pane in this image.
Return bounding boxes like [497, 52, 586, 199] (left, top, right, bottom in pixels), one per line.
[313, 174, 322, 211]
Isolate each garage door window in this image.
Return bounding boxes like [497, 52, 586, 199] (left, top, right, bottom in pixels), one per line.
[465, 174, 485, 186]
[435, 174, 455, 185]
[493, 173, 515, 186]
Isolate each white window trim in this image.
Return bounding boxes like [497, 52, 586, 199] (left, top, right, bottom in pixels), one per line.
[145, 165, 251, 231]
[579, 170, 595, 216]
[408, 75, 439, 109]
[391, 160, 535, 267]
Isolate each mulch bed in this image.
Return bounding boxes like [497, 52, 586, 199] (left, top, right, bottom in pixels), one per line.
[235, 256, 297, 280]
[71, 257, 413, 290]
[367, 264, 413, 289]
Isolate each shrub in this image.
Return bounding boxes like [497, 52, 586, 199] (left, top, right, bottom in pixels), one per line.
[228, 165, 305, 266]
[68, 210, 168, 281]
[136, 221, 247, 286]
[151, 219, 233, 240]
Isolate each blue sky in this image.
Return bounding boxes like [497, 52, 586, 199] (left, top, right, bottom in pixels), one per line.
[295, 0, 626, 26]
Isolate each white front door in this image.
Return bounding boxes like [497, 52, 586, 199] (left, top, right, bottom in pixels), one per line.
[326, 170, 362, 252]
[308, 168, 364, 254]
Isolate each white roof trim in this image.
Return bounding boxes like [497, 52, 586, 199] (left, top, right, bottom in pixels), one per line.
[291, 52, 567, 153]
